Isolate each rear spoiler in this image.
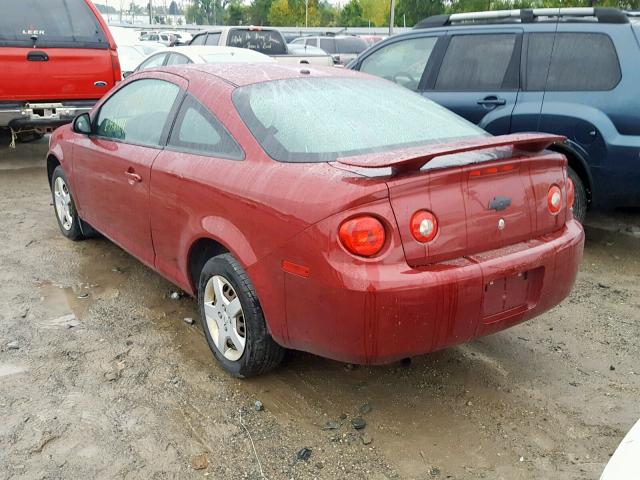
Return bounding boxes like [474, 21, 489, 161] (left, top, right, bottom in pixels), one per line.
[335, 134, 566, 173]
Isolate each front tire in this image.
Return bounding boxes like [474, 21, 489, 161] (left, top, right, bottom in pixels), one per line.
[198, 253, 285, 378]
[568, 166, 587, 223]
[51, 166, 85, 241]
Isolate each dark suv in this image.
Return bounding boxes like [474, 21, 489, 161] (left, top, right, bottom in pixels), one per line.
[349, 8, 640, 221]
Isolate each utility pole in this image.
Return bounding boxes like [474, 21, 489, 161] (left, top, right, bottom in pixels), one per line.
[305, 0, 308, 28]
[389, 0, 395, 36]
[149, 0, 153, 25]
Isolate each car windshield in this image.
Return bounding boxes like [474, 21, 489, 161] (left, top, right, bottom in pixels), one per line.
[233, 77, 486, 163]
[0, 0, 108, 48]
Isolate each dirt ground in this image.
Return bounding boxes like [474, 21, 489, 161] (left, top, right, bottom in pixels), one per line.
[1, 139, 639, 480]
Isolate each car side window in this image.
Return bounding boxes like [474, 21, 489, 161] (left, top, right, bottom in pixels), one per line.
[526, 33, 620, 91]
[137, 53, 167, 71]
[191, 34, 206, 45]
[319, 38, 336, 53]
[95, 79, 180, 147]
[168, 95, 244, 160]
[360, 36, 438, 91]
[166, 53, 191, 66]
[205, 33, 221, 45]
[305, 38, 317, 47]
[435, 34, 518, 91]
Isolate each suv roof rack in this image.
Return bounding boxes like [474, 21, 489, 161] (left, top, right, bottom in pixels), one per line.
[414, 7, 629, 29]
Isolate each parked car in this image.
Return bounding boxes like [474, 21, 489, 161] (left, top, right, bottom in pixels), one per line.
[161, 30, 193, 45]
[145, 32, 176, 47]
[0, 0, 121, 142]
[189, 27, 333, 66]
[131, 42, 165, 56]
[133, 46, 273, 74]
[348, 7, 640, 222]
[46, 63, 583, 376]
[291, 34, 368, 65]
[359, 34, 387, 46]
[118, 45, 146, 78]
[286, 43, 334, 63]
[600, 418, 640, 479]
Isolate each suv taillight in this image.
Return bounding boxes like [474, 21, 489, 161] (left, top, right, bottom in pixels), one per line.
[111, 49, 122, 83]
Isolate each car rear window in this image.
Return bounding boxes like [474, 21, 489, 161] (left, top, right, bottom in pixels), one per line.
[227, 29, 287, 55]
[233, 77, 486, 163]
[0, 0, 108, 49]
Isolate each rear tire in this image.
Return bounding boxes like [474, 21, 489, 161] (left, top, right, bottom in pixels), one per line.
[568, 166, 587, 223]
[51, 166, 85, 241]
[198, 253, 285, 378]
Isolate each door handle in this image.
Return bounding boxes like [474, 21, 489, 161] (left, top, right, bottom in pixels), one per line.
[477, 96, 507, 107]
[27, 50, 49, 61]
[125, 170, 142, 183]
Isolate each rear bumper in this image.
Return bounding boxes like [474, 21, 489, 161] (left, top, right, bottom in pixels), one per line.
[0, 101, 95, 129]
[275, 219, 584, 365]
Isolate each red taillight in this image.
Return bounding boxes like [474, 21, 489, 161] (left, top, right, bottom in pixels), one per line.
[547, 185, 562, 214]
[110, 49, 122, 83]
[338, 216, 385, 257]
[410, 210, 438, 243]
[567, 178, 575, 210]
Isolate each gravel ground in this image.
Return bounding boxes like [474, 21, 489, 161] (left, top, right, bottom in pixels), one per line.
[0, 140, 639, 480]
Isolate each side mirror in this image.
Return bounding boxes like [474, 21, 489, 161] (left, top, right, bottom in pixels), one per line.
[73, 113, 92, 135]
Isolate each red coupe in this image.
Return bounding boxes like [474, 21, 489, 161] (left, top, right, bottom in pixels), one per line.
[47, 64, 584, 377]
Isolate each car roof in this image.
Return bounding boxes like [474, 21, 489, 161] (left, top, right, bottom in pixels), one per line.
[152, 46, 274, 62]
[166, 62, 363, 87]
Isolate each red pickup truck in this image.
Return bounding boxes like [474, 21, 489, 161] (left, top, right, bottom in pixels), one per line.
[0, 0, 121, 143]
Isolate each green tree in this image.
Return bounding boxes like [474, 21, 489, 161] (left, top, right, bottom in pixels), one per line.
[268, 0, 297, 25]
[225, 1, 250, 24]
[186, 0, 231, 25]
[249, 0, 273, 25]
[394, 0, 444, 26]
[318, 0, 339, 26]
[359, 0, 387, 26]
[339, 0, 367, 26]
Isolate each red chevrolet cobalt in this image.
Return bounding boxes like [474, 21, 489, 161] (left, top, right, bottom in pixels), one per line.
[47, 64, 584, 377]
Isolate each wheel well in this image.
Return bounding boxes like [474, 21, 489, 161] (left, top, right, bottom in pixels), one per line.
[187, 238, 229, 292]
[549, 143, 592, 205]
[46, 155, 61, 189]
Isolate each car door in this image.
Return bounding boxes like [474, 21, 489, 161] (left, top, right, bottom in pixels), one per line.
[423, 30, 522, 135]
[150, 92, 244, 286]
[358, 34, 441, 91]
[73, 73, 185, 267]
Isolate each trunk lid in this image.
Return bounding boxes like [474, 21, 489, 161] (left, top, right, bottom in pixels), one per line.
[336, 134, 570, 267]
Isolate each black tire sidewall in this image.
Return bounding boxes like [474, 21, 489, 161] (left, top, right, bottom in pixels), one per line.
[568, 167, 587, 223]
[51, 166, 84, 241]
[198, 253, 282, 378]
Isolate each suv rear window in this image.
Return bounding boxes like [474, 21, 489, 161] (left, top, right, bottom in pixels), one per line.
[336, 37, 368, 54]
[526, 33, 620, 91]
[0, 0, 108, 49]
[227, 29, 286, 55]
